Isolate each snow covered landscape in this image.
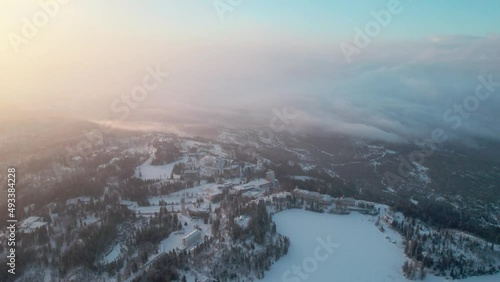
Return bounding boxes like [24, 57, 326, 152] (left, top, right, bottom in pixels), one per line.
[262, 209, 500, 282]
[135, 147, 188, 180]
[1, 130, 498, 282]
[3, 3, 500, 279]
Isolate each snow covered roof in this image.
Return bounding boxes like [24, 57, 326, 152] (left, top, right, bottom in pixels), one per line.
[183, 229, 201, 240]
[249, 178, 272, 186]
[19, 216, 48, 233]
[235, 215, 250, 229]
[204, 185, 223, 196]
[198, 155, 217, 167]
[233, 184, 257, 192]
[19, 216, 42, 229]
[187, 204, 210, 213]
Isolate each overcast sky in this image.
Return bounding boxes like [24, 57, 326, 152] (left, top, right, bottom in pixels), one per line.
[1, 0, 499, 143]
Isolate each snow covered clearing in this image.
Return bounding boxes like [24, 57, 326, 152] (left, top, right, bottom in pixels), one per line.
[101, 243, 124, 265]
[135, 151, 188, 180]
[159, 214, 212, 253]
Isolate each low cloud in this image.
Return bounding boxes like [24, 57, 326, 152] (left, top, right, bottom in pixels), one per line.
[132, 35, 500, 144]
[6, 33, 499, 145]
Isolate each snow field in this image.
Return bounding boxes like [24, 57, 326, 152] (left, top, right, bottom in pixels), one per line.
[261, 209, 500, 282]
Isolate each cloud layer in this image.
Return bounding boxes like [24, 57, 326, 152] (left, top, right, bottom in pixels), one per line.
[130, 34, 500, 144]
[3, 30, 499, 145]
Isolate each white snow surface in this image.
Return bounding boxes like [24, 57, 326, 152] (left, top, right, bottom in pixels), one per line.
[135, 149, 188, 180]
[101, 243, 123, 264]
[261, 209, 500, 282]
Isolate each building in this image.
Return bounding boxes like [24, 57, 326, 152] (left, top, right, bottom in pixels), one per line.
[224, 164, 241, 178]
[19, 216, 48, 234]
[271, 192, 292, 203]
[254, 178, 274, 190]
[335, 197, 356, 208]
[216, 157, 226, 174]
[232, 183, 257, 194]
[198, 156, 220, 177]
[184, 148, 200, 181]
[182, 229, 202, 248]
[382, 214, 395, 225]
[205, 185, 224, 202]
[231, 179, 273, 195]
[266, 170, 278, 187]
[181, 198, 187, 215]
[235, 215, 250, 229]
[186, 205, 210, 220]
[293, 188, 332, 205]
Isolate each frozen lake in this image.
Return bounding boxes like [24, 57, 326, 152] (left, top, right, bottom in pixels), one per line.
[262, 209, 499, 282]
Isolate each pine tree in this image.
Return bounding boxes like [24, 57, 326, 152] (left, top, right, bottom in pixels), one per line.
[402, 261, 410, 274]
[419, 269, 426, 280]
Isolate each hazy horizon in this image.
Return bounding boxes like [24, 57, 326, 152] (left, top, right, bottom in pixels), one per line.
[2, 0, 500, 143]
